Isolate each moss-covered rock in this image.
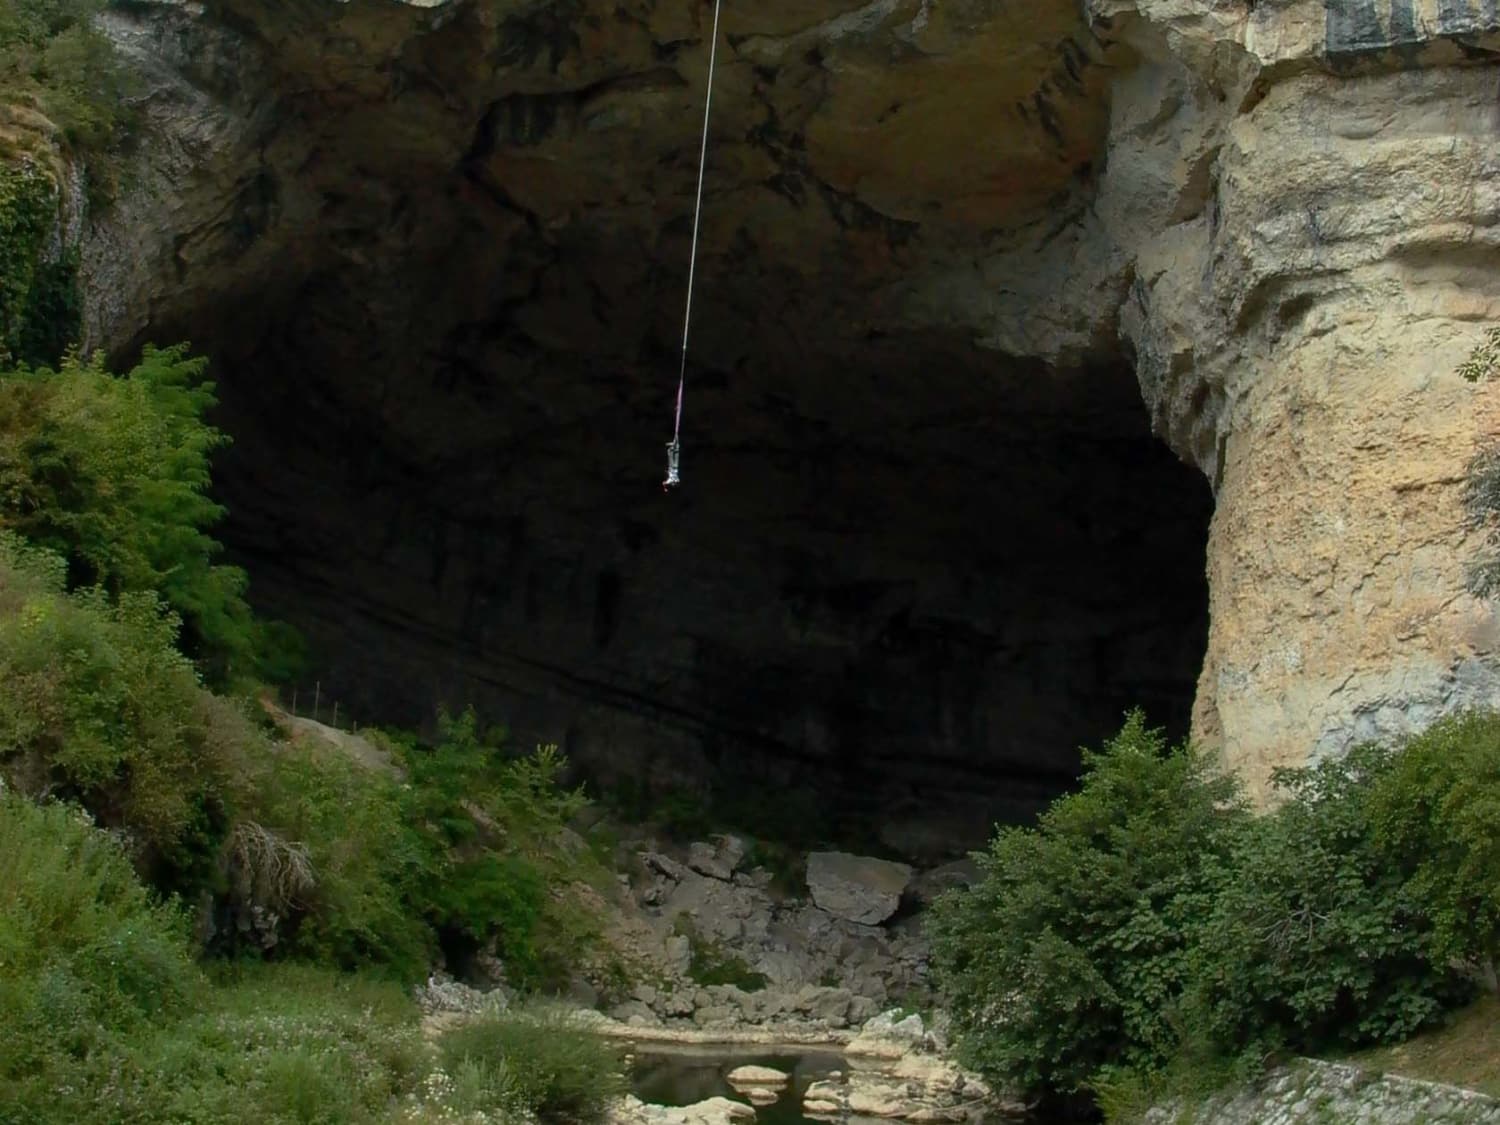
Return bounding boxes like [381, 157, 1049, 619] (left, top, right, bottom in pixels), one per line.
[0, 155, 76, 367]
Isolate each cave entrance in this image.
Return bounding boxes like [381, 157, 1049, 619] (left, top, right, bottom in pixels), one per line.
[202, 300, 1211, 863]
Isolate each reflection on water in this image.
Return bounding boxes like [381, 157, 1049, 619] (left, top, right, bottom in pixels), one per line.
[630, 1048, 845, 1125]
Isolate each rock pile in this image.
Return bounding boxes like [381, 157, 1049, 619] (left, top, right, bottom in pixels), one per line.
[804, 1011, 1015, 1123]
[604, 838, 937, 1029]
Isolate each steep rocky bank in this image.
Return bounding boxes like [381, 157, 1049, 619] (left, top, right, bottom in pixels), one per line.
[8, 0, 1500, 827]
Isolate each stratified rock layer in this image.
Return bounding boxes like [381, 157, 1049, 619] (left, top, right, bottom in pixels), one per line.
[1093, 0, 1500, 798]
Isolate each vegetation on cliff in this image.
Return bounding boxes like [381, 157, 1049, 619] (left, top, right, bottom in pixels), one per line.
[931, 712, 1500, 1120]
[0, 795, 623, 1124]
[0, 342, 621, 1120]
[0, 0, 135, 369]
[0, 0, 134, 154]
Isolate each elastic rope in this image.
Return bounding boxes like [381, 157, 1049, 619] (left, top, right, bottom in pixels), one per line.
[673, 0, 723, 444]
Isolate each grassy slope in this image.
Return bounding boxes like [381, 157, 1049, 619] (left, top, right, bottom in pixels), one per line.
[1347, 995, 1500, 1097]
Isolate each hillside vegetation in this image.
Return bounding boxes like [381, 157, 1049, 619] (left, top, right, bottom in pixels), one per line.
[931, 712, 1500, 1120]
[0, 344, 625, 1120]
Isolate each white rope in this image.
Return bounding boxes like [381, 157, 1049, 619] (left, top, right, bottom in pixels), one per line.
[665, 0, 723, 489]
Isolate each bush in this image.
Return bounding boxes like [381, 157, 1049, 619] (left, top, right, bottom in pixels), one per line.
[1185, 745, 1469, 1072]
[1368, 712, 1500, 991]
[0, 0, 136, 154]
[0, 161, 75, 369]
[928, 713, 1247, 1098]
[247, 742, 433, 979]
[0, 793, 201, 1111]
[0, 795, 553, 1125]
[238, 711, 604, 989]
[674, 915, 768, 991]
[436, 1006, 625, 1123]
[396, 709, 602, 990]
[934, 712, 1500, 1114]
[0, 534, 262, 883]
[0, 347, 277, 679]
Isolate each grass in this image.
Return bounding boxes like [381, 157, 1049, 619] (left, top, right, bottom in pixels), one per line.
[0, 793, 625, 1125]
[1346, 994, 1500, 1097]
[435, 1006, 627, 1123]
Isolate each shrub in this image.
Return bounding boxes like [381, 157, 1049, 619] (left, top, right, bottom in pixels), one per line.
[0, 0, 136, 155]
[238, 710, 605, 989]
[0, 347, 275, 678]
[249, 742, 433, 979]
[0, 793, 200, 1108]
[1185, 744, 1468, 1072]
[928, 713, 1247, 1098]
[0, 534, 262, 882]
[674, 915, 768, 991]
[397, 710, 602, 989]
[1368, 712, 1500, 992]
[436, 1005, 625, 1123]
[0, 160, 74, 369]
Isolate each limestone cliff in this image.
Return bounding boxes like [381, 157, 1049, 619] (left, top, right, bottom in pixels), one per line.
[1092, 0, 1500, 799]
[29, 0, 1500, 822]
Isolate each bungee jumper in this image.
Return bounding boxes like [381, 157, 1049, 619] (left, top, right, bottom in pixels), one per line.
[664, 0, 723, 490]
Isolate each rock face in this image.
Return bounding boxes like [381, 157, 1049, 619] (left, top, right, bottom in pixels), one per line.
[1146, 1059, 1500, 1125]
[605, 842, 932, 1027]
[29, 0, 1500, 813]
[1088, 0, 1500, 799]
[805, 851, 913, 925]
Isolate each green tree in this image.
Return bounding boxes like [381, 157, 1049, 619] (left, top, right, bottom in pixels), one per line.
[0, 0, 135, 153]
[928, 713, 1247, 1099]
[1186, 745, 1468, 1072]
[0, 346, 268, 678]
[397, 709, 595, 989]
[0, 533, 261, 884]
[1368, 712, 1500, 993]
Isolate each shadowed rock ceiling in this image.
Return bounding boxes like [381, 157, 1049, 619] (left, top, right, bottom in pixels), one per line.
[92, 0, 1211, 853]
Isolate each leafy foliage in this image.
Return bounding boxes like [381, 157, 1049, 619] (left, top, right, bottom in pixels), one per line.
[929, 713, 1247, 1097]
[0, 534, 259, 883]
[241, 711, 603, 988]
[247, 743, 432, 979]
[0, 347, 284, 679]
[436, 1005, 626, 1123]
[0, 781, 622, 1124]
[0, 0, 136, 154]
[1463, 446, 1500, 597]
[1367, 713, 1500, 991]
[673, 915, 769, 991]
[1461, 328, 1500, 594]
[934, 712, 1500, 1115]
[0, 160, 75, 369]
[396, 710, 600, 989]
[1186, 745, 1467, 1071]
[1458, 326, 1500, 384]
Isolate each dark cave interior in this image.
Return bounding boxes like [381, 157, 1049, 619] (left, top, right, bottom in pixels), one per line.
[171, 282, 1212, 860]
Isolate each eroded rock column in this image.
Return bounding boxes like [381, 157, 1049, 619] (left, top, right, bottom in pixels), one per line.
[1108, 0, 1500, 799]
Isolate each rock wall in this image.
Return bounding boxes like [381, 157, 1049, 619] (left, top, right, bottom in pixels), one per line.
[1146, 1059, 1500, 1125]
[49, 0, 1500, 812]
[1084, 0, 1500, 798]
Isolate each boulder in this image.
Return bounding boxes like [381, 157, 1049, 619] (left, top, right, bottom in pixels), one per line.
[848, 1009, 929, 1059]
[608, 1095, 757, 1125]
[687, 835, 748, 881]
[908, 860, 981, 907]
[806, 852, 913, 925]
[727, 1064, 789, 1087]
[802, 1051, 1000, 1123]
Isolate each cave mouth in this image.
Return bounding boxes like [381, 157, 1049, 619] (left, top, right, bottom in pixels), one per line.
[187, 270, 1210, 862]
